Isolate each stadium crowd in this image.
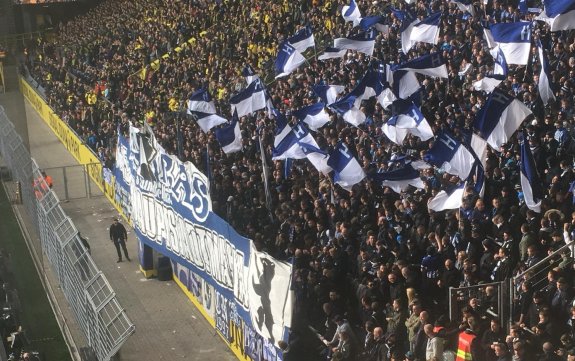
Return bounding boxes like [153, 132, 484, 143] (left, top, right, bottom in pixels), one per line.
[21, 0, 575, 360]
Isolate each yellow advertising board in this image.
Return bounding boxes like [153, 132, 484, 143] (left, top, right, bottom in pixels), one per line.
[19, 77, 125, 220]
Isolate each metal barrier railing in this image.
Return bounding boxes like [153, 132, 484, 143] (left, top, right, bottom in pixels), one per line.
[510, 240, 575, 323]
[448, 281, 508, 326]
[41, 164, 100, 201]
[0, 105, 134, 361]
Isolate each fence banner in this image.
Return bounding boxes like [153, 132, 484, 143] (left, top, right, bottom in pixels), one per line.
[124, 126, 293, 360]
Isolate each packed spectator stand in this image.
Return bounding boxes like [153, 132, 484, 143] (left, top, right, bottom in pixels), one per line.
[20, 0, 575, 360]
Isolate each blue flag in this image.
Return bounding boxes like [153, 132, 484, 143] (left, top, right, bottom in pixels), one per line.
[329, 95, 366, 127]
[242, 64, 259, 84]
[274, 41, 306, 78]
[519, 132, 544, 212]
[348, 63, 386, 103]
[188, 89, 216, 114]
[489, 22, 531, 65]
[189, 111, 227, 133]
[539, 0, 575, 30]
[318, 47, 347, 61]
[328, 142, 366, 191]
[381, 99, 434, 144]
[215, 111, 242, 154]
[402, 12, 442, 54]
[370, 164, 425, 193]
[428, 183, 465, 211]
[229, 78, 268, 117]
[473, 88, 531, 150]
[287, 25, 315, 52]
[342, 0, 362, 25]
[312, 84, 345, 105]
[359, 15, 389, 33]
[536, 39, 555, 105]
[544, 0, 575, 16]
[519, 0, 528, 15]
[424, 131, 475, 180]
[393, 52, 448, 78]
[333, 29, 376, 56]
[272, 121, 320, 160]
[292, 102, 330, 131]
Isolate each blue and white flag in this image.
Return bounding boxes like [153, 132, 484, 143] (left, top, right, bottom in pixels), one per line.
[537, 0, 575, 31]
[334, 29, 376, 56]
[272, 121, 321, 160]
[287, 25, 315, 52]
[275, 41, 306, 78]
[428, 183, 465, 211]
[401, 12, 442, 54]
[393, 53, 449, 78]
[519, 0, 528, 15]
[469, 161, 485, 197]
[371, 164, 425, 193]
[348, 65, 386, 104]
[329, 95, 366, 127]
[451, 0, 476, 16]
[187, 89, 216, 114]
[491, 45, 509, 78]
[472, 46, 508, 93]
[378, 88, 398, 109]
[318, 47, 347, 61]
[229, 78, 268, 117]
[483, 23, 496, 49]
[473, 76, 504, 93]
[569, 181, 575, 205]
[215, 111, 242, 154]
[472, 88, 532, 151]
[391, 70, 420, 100]
[292, 102, 331, 131]
[242, 64, 259, 85]
[359, 15, 390, 33]
[328, 142, 366, 191]
[342, 0, 362, 26]
[381, 99, 434, 144]
[489, 21, 531, 65]
[391, 7, 417, 31]
[313, 84, 345, 105]
[536, 39, 555, 105]
[390, 7, 411, 22]
[189, 111, 227, 133]
[424, 131, 475, 180]
[300, 143, 332, 175]
[519, 133, 544, 212]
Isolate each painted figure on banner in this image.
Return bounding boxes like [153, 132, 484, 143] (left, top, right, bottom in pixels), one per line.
[137, 132, 158, 182]
[248, 242, 293, 347]
[252, 258, 275, 343]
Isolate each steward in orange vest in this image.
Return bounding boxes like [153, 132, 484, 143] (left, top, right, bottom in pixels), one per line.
[456, 316, 483, 361]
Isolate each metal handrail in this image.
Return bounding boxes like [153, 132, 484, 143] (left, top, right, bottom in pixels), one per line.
[448, 281, 507, 326]
[513, 239, 575, 282]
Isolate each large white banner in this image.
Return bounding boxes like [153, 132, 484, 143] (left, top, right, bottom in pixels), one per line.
[119, 126, 293, 355]
[248, 242, 294, 345]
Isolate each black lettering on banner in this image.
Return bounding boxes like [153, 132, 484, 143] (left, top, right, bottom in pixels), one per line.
[229, 317, 246, 358]
[215, 291, 230, 339]
[130, 188, 248, 306]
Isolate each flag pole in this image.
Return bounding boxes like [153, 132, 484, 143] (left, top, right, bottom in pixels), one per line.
[257, 122, 274, 220]
[205, 141, 211, 194]
[175, 109, 184, 160]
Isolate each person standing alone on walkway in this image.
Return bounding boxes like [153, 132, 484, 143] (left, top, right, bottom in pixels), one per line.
[110, 218, 130, 262]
